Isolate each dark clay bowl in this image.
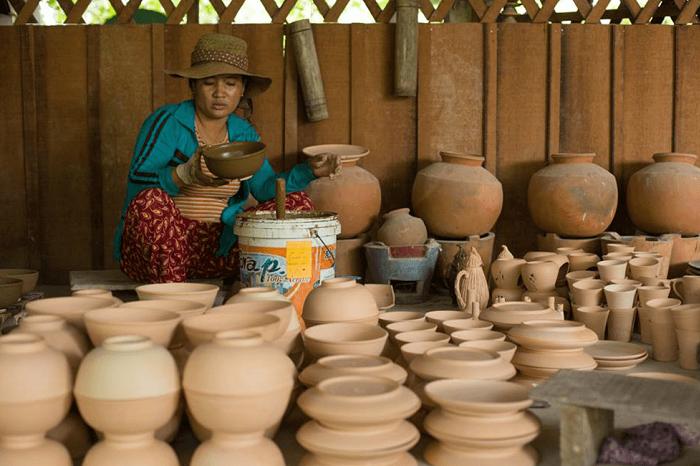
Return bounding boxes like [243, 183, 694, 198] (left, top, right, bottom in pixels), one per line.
[202, 141, 266, 179]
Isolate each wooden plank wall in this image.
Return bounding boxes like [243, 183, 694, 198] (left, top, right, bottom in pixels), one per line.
[2, 24, 698, 284]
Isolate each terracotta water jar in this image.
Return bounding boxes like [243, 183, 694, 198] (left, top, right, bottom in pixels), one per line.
[303, 144, 381, 239]
[0, 333, 73, 466]
[527, 153, 617, 238]
[302, 277, 379, 327]
[412, 152, 503, 238]
[626, 153, 700, 235]
[74, 335, 180, 466]
[183, 330, 296, 466]
[376, 208, 428, 246]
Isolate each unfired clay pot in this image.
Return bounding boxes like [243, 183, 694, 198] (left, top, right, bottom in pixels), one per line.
[0, 333, 73, 466]
[183, 331, 296, 466]
[74, 335, 180, 466]
[527, 153, 617, 237]
[303, 144, 381, 239]
[376, 208, 428, 246]
[626, 153, 700, 235]
[412, 152, 503, 238]
[298, 354, 408, 388]
[302, 277, 379, 327]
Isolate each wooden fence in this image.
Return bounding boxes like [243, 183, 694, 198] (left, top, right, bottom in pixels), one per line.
[2, 23, 700, 284]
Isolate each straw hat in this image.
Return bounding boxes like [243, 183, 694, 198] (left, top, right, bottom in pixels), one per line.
[165, 33, 272, 98]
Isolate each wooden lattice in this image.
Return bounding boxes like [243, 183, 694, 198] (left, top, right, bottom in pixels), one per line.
[7, 0, 700, 24]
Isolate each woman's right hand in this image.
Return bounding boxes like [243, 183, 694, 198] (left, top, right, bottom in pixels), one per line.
[175, 147, 228, 187]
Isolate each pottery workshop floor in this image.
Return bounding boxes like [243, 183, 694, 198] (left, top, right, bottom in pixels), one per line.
[35, 284, 700, 466]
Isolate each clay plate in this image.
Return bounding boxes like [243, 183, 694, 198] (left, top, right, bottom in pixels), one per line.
[423, 379, 533, 415]
[202, 141, 266, 179]
[583, 341, 648, 361]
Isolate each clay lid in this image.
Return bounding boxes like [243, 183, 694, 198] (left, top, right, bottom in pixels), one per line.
[480, 301, 561, 330]
[423, 379, 533, 415]
[424, 408, 541, 445]
[584, 341, 648, 361]
[507, 320, 599, 350]
[511, 347, 597, 370]
[409, 347, 516, 382]
[298, 354, 408, 388]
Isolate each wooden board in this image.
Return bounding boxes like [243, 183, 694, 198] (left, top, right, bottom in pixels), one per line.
[351, 24, 417, 215]
[0, 28, 28, 267]
[416, 23, 483, 171]
[674, 26, 700, 157]
[493, 23, 549, 257]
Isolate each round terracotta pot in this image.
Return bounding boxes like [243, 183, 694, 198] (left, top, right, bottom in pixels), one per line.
[376, 208, 427, 247]
[302, 277, 379, 327]
[627, 153, 700, 235]
[412, 152, 503, 238]
[303, 144, 381, 239]
[0, 333, 73, 466]
[528, 153, 617, 237]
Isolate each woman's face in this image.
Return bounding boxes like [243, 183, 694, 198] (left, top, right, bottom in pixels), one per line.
[192, 74, 245, 121]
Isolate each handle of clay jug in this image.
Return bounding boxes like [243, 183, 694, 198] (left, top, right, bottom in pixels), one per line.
[454, 270, 468, 310]
[671, 278, 684, 301]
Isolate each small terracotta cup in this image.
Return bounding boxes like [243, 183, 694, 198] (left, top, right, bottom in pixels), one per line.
[597, 260, 628, 283]
[607, 307, 637, 342]
[628, 257, 660, 281]
[573, 306, 609, 341]
[603, 284, 637, 310]
[606, 243, 635, 254]
[572, 279, 606, 306]
[568, 253, 601, 272]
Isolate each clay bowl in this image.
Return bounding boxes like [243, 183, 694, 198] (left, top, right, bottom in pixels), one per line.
[0, 277, 24, 308]
[442, 318, 494, 335]
[364, 284, 395, 312]
[201, 141, 266, 179]
[409, 347, 516, 382]
[303, 322, 388, 359]
[208, 300, 295, 333]
[451, 329, 506, 345]
[400, 341, 453, 364]
[120, 299, 208, 347]
[386, 320, 437, 342]
[135, 283, 219, 309]
[298, 354, 408, 388]
[0, 268, 39, 295]
[565, 270, 599, 291]
[182, 312, 282, 347]
[458, 340, 518, 362]
[511, 347, 597, 370]
[424, 378, 533, 416]
[425, 310, 472, 331]
[378, 311, 425, 329]
[83, 308, 181, 347]
[394, 330, 451, 348]
[480, 301, 561, 331]
[25, 296, 116, 331]
[507, 319, 598, 350]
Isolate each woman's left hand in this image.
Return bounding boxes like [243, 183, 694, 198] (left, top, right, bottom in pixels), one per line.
[309, 153, 342, 180]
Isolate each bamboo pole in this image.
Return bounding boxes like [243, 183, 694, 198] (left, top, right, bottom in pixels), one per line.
[286, 19, 329, 122]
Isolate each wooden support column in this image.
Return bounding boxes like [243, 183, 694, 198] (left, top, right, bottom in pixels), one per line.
[559, 403, 615, 466]
[286, 20, 329, 122]
[395, 0, 419, 96]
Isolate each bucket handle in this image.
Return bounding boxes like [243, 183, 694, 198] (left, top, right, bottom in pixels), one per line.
[311, 228, 336, 268]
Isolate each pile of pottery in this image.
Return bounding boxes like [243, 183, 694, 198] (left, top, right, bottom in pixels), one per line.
[303, 144, 380, 277]
[296, 375, 421, 466]
[583, 341, 648, 371]
[508, 320, 598, 383]
[422, 379, 540, 466]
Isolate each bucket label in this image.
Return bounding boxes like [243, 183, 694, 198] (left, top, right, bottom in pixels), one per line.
[286, 241, 313, 279]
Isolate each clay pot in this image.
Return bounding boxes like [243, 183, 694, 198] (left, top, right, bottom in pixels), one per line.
[334, 233, 371, 277]
[119, 299, 207, 350]
[607, 243, 636, 254]
[386, 321, 437, 342]
[135, 283, 220, 309]
[603, 284, 637, 309]
[15, 315, 91, 376]
[298, 354, 408, 388]
[209, 300, 297, 334]
[303, 144, 381, 239]
[572, 306, 609, 341]
[527, 153, 617, 237]
[409, 347, 516, 383]
[458, 340, 517, 362]
[302, 277, 379, 327]
[626, 153, 700, 235]
[46, 409, 94, 460]
[565, 271, 599, 291]
[670, 303, 700, 331]
[376, 208, 428, 246]
[395, 331, 450, 348]
[607, 308, 637, 342]
[450, 330, 506, 345]
[412, 152, 503, 238]
[508, 320, 598, 351]
[0, 268, 39, 295]
[637, 285, 671, 343]
[520, 261, 559, 293]
[24, 296, 116, 332]
[0, 333, 73, 466]
[74, 336, 180, 466]
[0, 277, 23, 308]
[183, 331, 295, 466]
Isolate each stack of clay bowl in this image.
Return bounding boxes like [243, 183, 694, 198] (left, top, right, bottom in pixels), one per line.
[0, 268, 39, 296]
[508, 320, 598, 384]
[645, 298, 681, 362]
[480, 298, 562, 332]
[584, 341, 648, 371]
[302, 277, 380, 327]
[422, 379, 540, 466]
[490, 246, 526, 302]
[296, 375, 421, 466]
[671, 301, 700, 370]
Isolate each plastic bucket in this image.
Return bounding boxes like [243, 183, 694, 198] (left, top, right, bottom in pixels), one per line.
[234, 211, 340, 320]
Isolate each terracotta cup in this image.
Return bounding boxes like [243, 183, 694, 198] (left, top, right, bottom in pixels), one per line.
[606, 243, 636, 254]
[603, 284, 637, 310]
[670, 304, 700, 332]
[647, 298, 682, 362]
[568, 253, 601, 272]
[637, 286, 671, 344]
[628, 257, 661, 281]
[571, 279, 606, 306]
[602, 253, 633, 262]
[573, 306, 609, 341]
[672, 275, 700, 304]
[675, 328, 700, 370]
[597, 260, 628, 283]
[632, 252, 665, 278]
[607, 308, 637, 342]
[565, 271, 598, 292]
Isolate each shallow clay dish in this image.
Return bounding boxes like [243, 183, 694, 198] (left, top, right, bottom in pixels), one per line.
[399, 341, 453, 363]
[450, 329, 506, 345]
[409, 347, 516, 382]
[425, 310, 472, 330]
[480, 301, 561, 330]
[202, 141, 266, 179]
[423, 379, 533, 415]
[458, 340, 517, 362]
[135, 282, 219, 309]
[394, 330, 450, 347]
[25, 296, 116, 330]
[442, 318, 494, 334]
[298, 354, 408, 388]
[0, 269, 39, 295]
[583, 341, 647, 361]
[512, 347, 597, 370]
[303, 322, 388, 359]
[507, 319, 598, 350]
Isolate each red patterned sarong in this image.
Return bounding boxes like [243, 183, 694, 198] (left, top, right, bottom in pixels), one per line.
[120, 188, 314, 283]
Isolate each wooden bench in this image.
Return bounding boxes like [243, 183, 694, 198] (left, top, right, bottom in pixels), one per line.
[530, 370, 700, 466]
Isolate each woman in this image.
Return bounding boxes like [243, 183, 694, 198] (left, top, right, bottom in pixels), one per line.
[114, 33, 340, 283]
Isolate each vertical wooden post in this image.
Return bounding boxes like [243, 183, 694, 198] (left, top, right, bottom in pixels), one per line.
[559, 403, 614, 466]
[275, 178, 286, 220]
[286, 20, 329, 122]
[395, 0, 419, 97]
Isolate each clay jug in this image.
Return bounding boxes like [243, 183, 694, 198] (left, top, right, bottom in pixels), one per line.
[376, 208, 428, 246]
[627, 153, 700, 235]
[183, 330, 296, 466]
[528, 153, 618, 237]
[412, 152, 503, 238]
[0, 333, 73, 466]
[303, 144, 381, 239]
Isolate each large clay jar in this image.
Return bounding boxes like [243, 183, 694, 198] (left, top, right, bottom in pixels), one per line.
[302, 277, 379, 327]
[74, 335, 180, 466]
[0, 333, 73, 466]
[376, 208, 428, 246]
[528, 153, 617, 237]
[303, 144, 381, 239]
[626, 153, 700, 235]
[183, 330, 296, 466]
[412, 152, 503, 238]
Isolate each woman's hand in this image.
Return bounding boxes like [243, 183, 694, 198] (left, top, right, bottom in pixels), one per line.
[175, 147, 229, 187]
[309, 153, 342, 180]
